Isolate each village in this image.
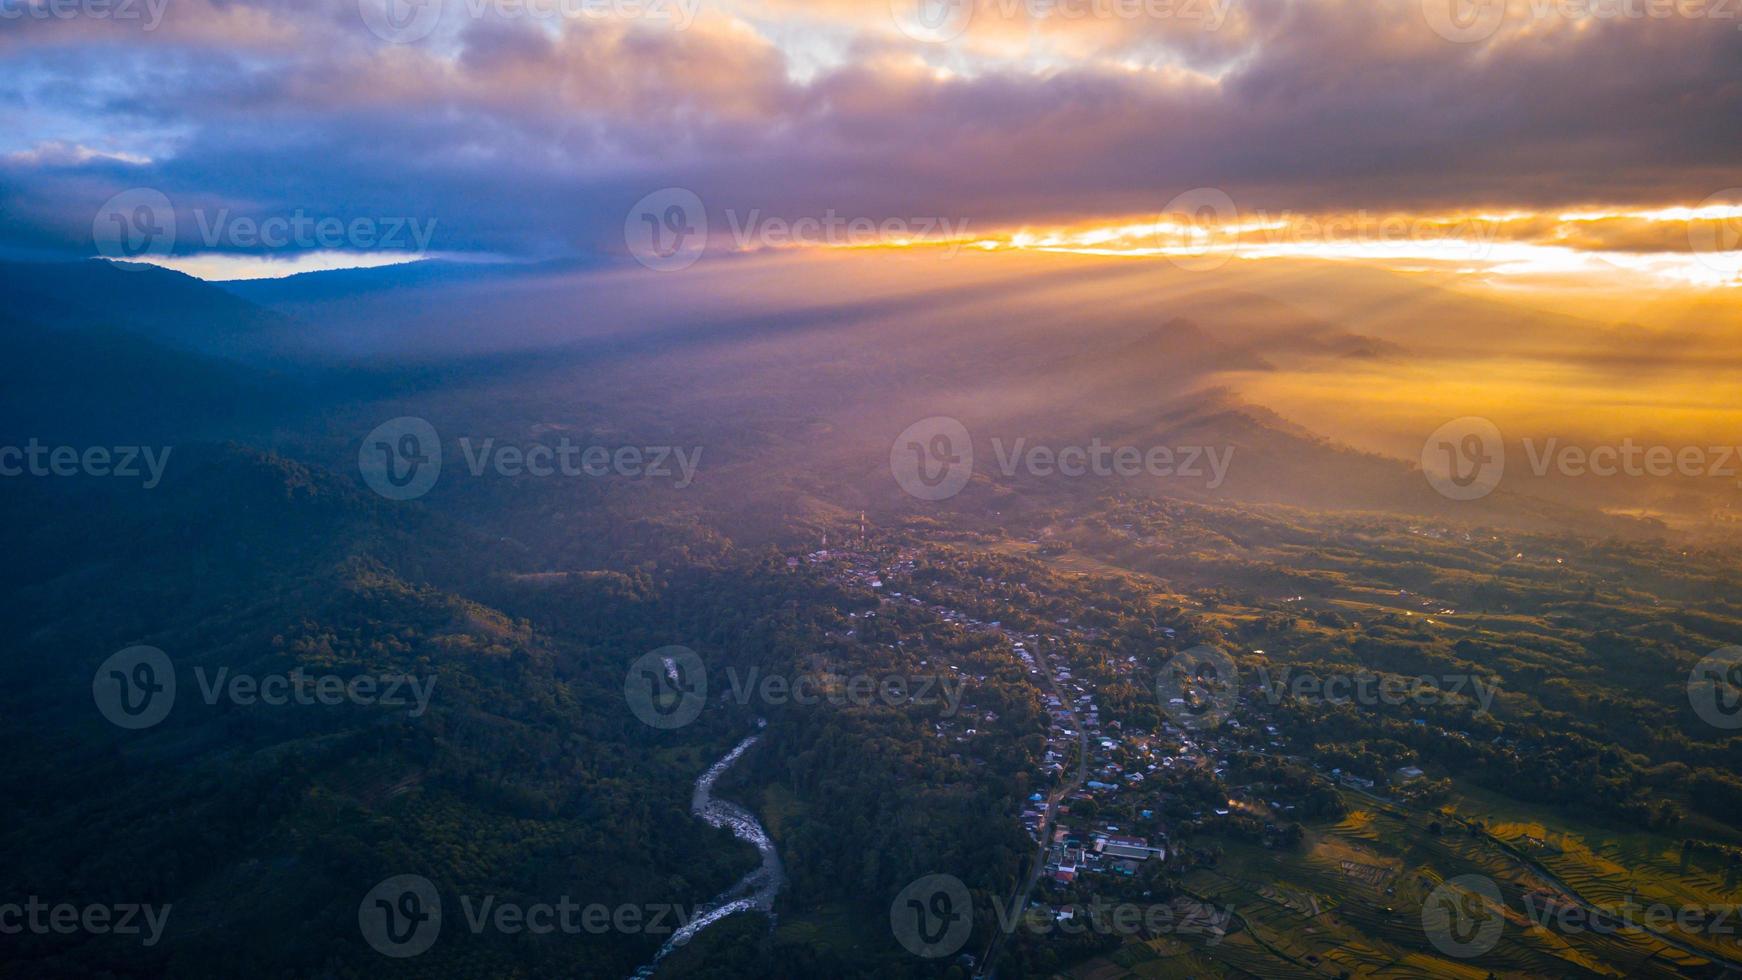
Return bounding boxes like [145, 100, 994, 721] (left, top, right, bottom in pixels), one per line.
[787, 526, 1507, 976]
[795, 535, 1298, 920]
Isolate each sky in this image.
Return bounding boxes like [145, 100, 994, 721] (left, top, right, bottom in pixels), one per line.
[1, 0, 1739, 282]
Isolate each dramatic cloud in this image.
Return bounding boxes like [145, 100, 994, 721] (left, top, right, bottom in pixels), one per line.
[1, 0, 1738, 271]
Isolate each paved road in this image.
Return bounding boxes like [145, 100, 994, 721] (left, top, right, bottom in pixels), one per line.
[975, 636, 1089, 980]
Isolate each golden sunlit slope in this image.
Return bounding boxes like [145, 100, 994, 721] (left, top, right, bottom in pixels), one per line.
[220, 246, 1742, 533]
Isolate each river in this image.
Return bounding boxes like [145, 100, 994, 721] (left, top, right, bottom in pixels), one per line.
[630, 722, 785, 978]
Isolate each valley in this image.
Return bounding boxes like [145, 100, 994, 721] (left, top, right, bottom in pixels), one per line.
[2, 256, 1740, 979]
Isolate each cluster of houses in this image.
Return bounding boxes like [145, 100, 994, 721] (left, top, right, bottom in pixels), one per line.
[1043, 826, 1168, 885]
[799, 539, 1348, 887]
[800, 540, 1178, 831]
[800, 540, 917, 588]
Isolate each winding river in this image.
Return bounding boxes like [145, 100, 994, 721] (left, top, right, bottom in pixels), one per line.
[631, 722, 785, 978]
